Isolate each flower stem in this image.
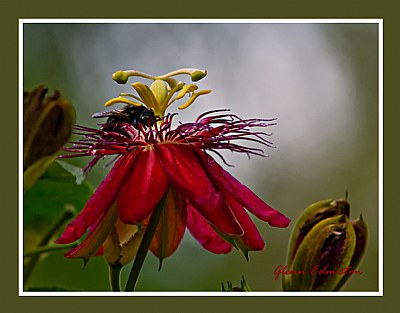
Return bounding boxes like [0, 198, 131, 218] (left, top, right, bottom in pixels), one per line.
[23, 204, 75, 286]
[109, 264, 122, 292]
[124, 191, 167, 291]
[24, 243, 77, 258]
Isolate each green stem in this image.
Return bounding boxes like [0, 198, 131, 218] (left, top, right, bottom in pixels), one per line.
[122, 70, 156, 80]
[23, 205, 75, 286]
[124, 192, 167, 291]
[24, 243, 77, 258]
[109, 264, 122, 292]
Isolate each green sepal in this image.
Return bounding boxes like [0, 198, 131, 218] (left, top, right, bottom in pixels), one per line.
[77, 203, 119, 267]
[212, 227, 250, 260]
[104, 223, 144, 267]
[334, 215, 368, 290]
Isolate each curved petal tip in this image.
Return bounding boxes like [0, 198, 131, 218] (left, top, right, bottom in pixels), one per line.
[269, 213, 291, 228]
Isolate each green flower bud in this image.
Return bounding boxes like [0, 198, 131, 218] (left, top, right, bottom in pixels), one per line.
[283, 198, 368, 291]
[23, 85, 75, 190]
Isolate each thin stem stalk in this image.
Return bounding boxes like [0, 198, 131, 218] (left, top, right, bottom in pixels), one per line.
[109, 264, 122, 292]
[124, 191, 167, 291]
[24, 243, 77, 258]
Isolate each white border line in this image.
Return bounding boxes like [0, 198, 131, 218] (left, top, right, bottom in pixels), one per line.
[20, 18, 382, 24]
[19, 18, 383, 297]
[23, 291, 381, 297]
[378, 19, 384, 295]
[19, 19, 25, 297]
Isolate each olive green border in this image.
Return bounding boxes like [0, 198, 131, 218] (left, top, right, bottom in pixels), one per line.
[3, 0, 394, 312]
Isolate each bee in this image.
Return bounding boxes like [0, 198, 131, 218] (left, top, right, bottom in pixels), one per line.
[92, 105, 156, 130]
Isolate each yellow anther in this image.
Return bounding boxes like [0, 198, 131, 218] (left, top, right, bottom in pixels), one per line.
[175, 84, 199, 100]
[131, 82, 158, 109]
[119, 93, 143, 102]
[105, 69, 211, 116]
[104, 96, 142, 107]
[160, 81, 185, 110]
[178, 90, 212, 110]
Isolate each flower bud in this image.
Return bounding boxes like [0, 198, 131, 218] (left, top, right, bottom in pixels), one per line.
[283, 198, 368, 291]
[23, 85, 75, 190]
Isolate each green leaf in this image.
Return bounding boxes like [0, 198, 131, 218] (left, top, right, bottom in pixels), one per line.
[53, 159, 86, 185]
[24, 160, 94, 235]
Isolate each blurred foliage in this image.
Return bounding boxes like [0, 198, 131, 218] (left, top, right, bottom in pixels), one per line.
[24, 160, 93, 248]
[24, 160, 95, 289]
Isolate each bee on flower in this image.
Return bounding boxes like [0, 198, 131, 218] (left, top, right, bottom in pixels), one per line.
[56, 68, 290, 290]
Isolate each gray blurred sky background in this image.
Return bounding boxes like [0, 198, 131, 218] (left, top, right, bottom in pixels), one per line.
[23, 22, 379, 291]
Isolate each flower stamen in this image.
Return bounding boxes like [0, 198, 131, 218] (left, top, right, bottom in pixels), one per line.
[106, 68, 211, 117]
[60, 110, 276, 175]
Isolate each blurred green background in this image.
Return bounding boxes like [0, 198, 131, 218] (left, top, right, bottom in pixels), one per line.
[23, 22, 379, 291]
